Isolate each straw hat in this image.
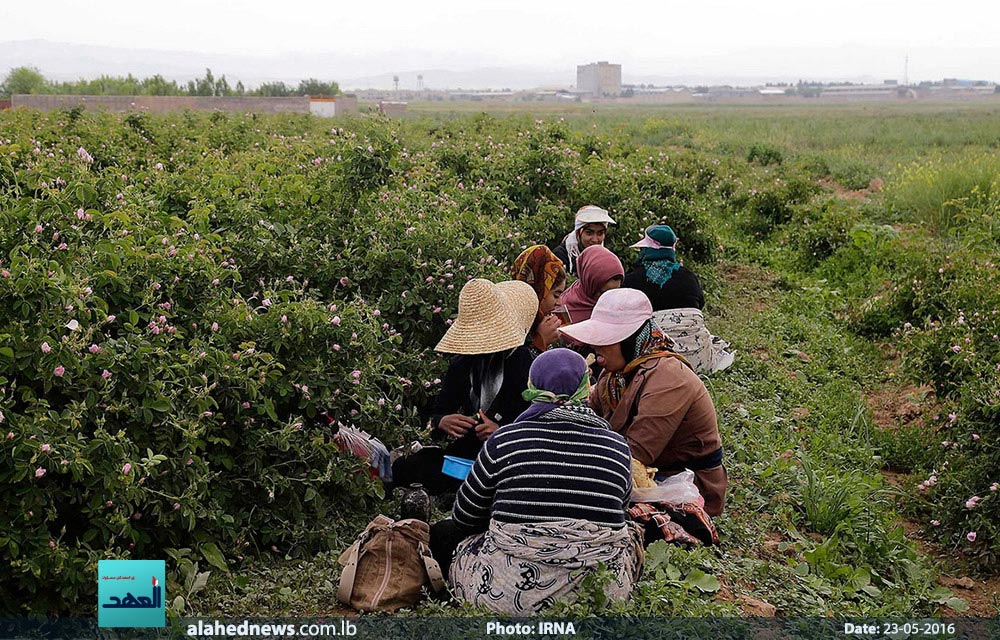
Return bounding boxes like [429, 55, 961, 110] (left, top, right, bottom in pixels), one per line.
[495, 280, 540, 333]
[435, 279, 531, 354]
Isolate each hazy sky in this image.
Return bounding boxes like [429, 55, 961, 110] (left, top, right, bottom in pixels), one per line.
[4, 0, 1000, 81]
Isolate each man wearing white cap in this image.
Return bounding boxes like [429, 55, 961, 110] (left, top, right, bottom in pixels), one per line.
[552, 205, 616, 276]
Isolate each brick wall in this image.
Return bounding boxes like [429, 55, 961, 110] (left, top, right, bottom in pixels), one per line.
[11, 95, 311, 114]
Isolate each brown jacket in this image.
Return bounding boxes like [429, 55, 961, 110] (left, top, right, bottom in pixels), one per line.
[590, 355, 727, 516]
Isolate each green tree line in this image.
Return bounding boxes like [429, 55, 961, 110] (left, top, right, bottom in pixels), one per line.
[1, 67, 340, 98]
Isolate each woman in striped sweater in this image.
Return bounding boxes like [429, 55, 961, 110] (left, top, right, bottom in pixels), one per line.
[437, 349, 643, 614]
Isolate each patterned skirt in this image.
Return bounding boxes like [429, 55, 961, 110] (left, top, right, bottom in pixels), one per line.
[448, 519, 644, 614]
[652, 308, 734, 375]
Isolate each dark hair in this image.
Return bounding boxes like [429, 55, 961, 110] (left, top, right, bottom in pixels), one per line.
[617, 320, 650, 363]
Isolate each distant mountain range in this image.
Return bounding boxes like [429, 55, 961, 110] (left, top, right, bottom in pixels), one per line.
[2, 39, 893, 90]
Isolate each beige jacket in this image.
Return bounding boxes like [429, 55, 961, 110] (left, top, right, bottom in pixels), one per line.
[591, 356, 727, 516]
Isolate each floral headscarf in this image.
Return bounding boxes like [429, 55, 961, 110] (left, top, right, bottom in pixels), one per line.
[512, 245, 566, 322]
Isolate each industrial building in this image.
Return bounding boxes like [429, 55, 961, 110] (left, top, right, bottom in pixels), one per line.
[576, 61, 622, 97]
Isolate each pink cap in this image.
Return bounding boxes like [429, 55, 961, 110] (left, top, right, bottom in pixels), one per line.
[558, 288, 653, 346]
[630, 235, 663, 249]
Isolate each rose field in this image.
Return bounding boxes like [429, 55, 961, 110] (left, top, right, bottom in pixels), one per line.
[1, 102, 999, 617]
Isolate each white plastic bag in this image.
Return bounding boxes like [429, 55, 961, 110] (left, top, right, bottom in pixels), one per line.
[629, 469, 704, 506]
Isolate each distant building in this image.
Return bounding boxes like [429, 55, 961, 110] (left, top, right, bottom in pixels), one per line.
[309, 95, 358, 117]
[378, 101, 408, 117]
[576, 61, 622, 97]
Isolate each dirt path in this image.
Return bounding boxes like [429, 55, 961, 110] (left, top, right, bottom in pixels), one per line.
[720, 261, 999, 616]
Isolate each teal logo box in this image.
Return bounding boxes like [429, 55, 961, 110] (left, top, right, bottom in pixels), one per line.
[97, 560, 165, 628]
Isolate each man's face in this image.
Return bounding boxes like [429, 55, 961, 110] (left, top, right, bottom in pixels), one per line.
[578, 223, 607, 249]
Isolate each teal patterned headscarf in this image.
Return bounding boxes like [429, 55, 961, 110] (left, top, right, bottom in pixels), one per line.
[637, 225, 681, 286]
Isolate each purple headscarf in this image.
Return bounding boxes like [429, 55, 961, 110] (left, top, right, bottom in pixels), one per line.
[516, 348, 591, 422]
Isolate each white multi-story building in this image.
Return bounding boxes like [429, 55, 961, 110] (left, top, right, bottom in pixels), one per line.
[576, 61, 622, 97]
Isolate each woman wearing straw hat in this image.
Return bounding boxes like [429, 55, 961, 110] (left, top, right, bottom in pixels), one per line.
[623, 224, 734, 375]
[553, 205, 617, 276]
[438, 348, 642, 614]
[560, 288, 727, 517]
[391, 278, 539, 495]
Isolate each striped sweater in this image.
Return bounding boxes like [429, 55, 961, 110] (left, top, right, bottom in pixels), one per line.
[452, 405, 632, 531]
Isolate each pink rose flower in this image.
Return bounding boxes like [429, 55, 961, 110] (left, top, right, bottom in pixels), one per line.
[35, 467, 46, 478]
[122, 463, 131, 475]
[53, 365, 65, 377]
[102, 369, 112, 379]
[967, 532, 977, 542]
[966, 496, 981, 509]
[41, 342, 51, 353]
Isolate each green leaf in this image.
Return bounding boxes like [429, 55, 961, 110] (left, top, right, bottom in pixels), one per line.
[0, 347, 14, 362]
[684, 569, 720, 593]
[199, 542, 229, 573]
[171, 595, 186, 614]
[945, 597, 969, 613]
[191, 571, 211, 594]
[263, 398, 278, 421]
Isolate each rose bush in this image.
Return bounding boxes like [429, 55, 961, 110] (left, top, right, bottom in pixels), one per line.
[1, 108, 782, 613]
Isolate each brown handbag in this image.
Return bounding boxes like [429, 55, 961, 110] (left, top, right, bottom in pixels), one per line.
[336, 515, 446, 612]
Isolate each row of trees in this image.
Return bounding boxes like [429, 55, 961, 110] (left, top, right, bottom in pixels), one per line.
[1, 67, 340, 98]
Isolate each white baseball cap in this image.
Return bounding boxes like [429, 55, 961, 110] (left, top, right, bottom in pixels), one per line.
[574, 205, 616, 228]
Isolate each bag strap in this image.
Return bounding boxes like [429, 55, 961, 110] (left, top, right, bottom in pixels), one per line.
[336, 514, 396, 605]
[336, 539, 362, 605]
[418, 541, 446, 592]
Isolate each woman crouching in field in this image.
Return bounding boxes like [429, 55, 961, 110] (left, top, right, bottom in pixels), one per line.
[560, 288, 727, 517]
[623, 224, 733, 375]
[435, 349, 643, 614]
[391, 278, 538, 495]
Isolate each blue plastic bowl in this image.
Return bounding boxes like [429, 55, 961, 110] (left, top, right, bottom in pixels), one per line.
[442, 455, 474, 481]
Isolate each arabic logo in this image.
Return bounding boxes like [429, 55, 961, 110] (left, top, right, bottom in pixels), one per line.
[102, 576, 162, 610]
[97, 560, 165, 628]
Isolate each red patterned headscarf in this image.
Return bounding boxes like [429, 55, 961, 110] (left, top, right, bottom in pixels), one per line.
[511, 245, 567, 322]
